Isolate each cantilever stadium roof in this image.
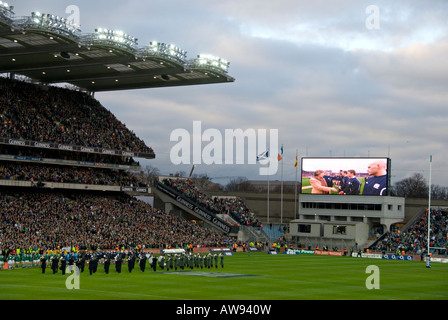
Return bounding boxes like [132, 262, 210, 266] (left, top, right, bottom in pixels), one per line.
[0, 5, 234, 92]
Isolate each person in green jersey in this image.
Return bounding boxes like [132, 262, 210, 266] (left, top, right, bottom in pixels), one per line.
[23, 253, 30, 269]
[34, 252, 41, 268]
[14, 254, 21, 269]
[8, 254, 14, 269]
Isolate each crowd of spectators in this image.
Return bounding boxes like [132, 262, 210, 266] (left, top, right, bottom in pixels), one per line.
[216, 197, 262, 228]
[0, 161, 144, 187]
[0, 77, 238, 257]
[370, 208, 448, 255]
[0, 190, 232, 253]
[0, 77, 152, 154]
[159, 178, 262, 228]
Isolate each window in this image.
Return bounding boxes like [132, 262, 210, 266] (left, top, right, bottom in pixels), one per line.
[333, 225, 347, 235]
[298, 224, 311, 233]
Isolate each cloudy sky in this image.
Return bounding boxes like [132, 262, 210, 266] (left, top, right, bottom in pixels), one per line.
[14, 0, 448, 187]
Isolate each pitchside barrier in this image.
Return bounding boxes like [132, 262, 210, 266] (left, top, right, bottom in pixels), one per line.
[283, 249, 315, 255]
[280, 249, 342, 255]
[351, 252, 420, 261]
[162, 249, 186, 255]
[210, 248, 234, 256]
[429, 257, 448, 264]
[278, 249, 448, 263]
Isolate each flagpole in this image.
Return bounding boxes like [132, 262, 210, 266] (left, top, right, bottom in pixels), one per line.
[265, 149, 270, 225]
[257, 150, 270, 225]
[427, 155, 432, 256]
[294, 149, 298, 220]
[279, 145, 283, 225]
[267, 161, 270, 224]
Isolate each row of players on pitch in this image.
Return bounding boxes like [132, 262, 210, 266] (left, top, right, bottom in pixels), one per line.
[37, 251, 225, 274]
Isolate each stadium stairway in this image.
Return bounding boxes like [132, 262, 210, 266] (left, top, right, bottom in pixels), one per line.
[262, 225, 285, 242]
[360, 239, 377, 251]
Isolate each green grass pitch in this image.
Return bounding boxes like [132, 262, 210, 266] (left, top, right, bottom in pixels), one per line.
[0, 252, 447, 300]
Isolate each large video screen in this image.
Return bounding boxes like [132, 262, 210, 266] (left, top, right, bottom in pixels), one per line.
[301, 157, 391, 196]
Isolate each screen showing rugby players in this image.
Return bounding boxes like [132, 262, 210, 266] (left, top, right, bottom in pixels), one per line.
[301, 157, 390, 196]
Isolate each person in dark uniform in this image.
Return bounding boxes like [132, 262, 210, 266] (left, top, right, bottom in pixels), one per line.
[59, 256, 67, 275]
[115, 253, 122, 273]
[40, 255, 47, 274]
[77, 253, 86, 273]
[339, 171, 348, 192]
[363, 160, 388, 196]
[89, 256, 95, 275]
[127, 253, 135, 273]
[152, 255, 157, 272]
[68, 254, 74, 267]
[93, 254, 99, 274]
[104, 253, 111, 274]
[339, 170, 361, 195]
[84, 252, 92, 272]
[323, 171, 334, 187]
[51, 256, 58, 274]
[139, 253, 147, 272]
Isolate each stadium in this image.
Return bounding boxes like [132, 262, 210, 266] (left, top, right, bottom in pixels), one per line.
[0, 1, 447, 306]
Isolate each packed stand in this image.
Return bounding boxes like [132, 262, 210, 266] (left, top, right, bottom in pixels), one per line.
[0, 190, 232, 254]
[0, 77, 152, 154]
[159, 178, 262, 228]
[370, 208, 448, 255]
[0, 161, 145, 187]
[215, 197, 262, 228]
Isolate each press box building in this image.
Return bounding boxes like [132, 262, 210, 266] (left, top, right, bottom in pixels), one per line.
[289, 194, 405, 250]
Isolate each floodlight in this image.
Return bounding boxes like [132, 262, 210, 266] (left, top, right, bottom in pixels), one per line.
[92, 27, 138, 50]
[0, 1, 13, 15]
[30, 11, 80, 36]
[143, 41, 187, 63]
[194, 54, 230, 73]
